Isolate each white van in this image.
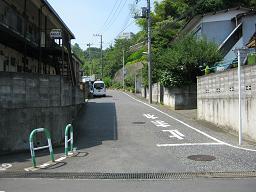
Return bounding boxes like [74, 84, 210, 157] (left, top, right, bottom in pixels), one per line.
[93, 80, 106, 97]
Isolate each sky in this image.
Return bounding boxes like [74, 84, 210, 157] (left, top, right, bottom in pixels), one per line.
[47, 0, 153, 50]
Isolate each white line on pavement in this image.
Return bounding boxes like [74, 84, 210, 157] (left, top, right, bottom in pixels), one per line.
[123, 92, 256, 152]
[0, 164, 12, 171]
[55, 157, 67, 162]
[157, 143, 225, 147]
[162, 130, 185, 140]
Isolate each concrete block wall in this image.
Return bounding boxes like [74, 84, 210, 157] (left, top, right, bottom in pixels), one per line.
[141, 84, 197, 110]
[0, 72, 84, 152]
[197, 65, 256, 140]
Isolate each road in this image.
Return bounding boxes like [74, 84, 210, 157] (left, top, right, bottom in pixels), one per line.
[1, 89, 256, 191]
[1, 178, 256, 192]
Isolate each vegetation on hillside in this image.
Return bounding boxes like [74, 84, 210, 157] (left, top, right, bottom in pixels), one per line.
[72, 0, 255, 89]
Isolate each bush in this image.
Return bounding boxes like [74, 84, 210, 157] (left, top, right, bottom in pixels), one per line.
[157, 34, 222, 88]
[103, 76, 112, 88]
[111, 82, 123, 89]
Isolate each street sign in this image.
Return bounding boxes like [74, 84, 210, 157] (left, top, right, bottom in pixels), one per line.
[50, 29, 62, 39]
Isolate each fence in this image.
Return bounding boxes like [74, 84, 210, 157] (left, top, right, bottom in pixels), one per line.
[197, 64, 256, 141]
[142, 83, 197, 110]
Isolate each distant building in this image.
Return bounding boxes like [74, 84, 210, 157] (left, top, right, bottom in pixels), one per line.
[181, 7, 256, 61]
[118, 32, 135, 40]
[0, 0, 82, 85]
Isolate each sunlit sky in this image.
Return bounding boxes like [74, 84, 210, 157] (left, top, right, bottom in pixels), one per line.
[47, 0, 155, 50]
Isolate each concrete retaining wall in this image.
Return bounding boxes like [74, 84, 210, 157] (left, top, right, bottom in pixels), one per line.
[0, 72, 84, 152]
[142, 83, 197, 110]
[197, 65, 256, 140]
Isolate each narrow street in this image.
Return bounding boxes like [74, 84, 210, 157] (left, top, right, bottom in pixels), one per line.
[40, 89, 256, 173]
[1, 90, 256, 191]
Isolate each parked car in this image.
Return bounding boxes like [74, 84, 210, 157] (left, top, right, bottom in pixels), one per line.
[93, 80, 106, 97]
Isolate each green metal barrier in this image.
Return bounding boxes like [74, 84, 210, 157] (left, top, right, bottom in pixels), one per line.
[65, 124, 74, 156]
[29, 128, 55, 167]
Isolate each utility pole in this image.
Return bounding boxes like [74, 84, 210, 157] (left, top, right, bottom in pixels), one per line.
[93, 34, 103, 79]
[235, 47, 248, 145]
[122, 49, 125, 89]
[87, 43, 93, 75]
[147, 0, 152, 104]
[134, 0, 152, 103]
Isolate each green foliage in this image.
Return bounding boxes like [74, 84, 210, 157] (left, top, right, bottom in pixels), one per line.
[127, 49, 144, 63]
[124, 75, 135, 88]
[111, 81, 123, 89]
[103, 76, 112, 88]
[75, 0, 255, 88]
[157, 35, 222, 88]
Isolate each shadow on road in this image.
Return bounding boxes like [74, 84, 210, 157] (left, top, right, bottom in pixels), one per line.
[75, 101, 118, 150]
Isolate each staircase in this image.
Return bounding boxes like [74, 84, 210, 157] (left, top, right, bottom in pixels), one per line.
[218, 23, 243, 56]
[61, 35, 76, 86]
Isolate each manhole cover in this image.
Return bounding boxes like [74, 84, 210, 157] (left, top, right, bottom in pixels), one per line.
[132, 122, 146, 125]
[187, 155, 216, 161]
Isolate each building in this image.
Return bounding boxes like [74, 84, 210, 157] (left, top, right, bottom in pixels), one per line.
[0, 0, 85, 152]
[181, 7, 256, 61]
[118, 32, 135, 40]
[247, 32, 256, 48]
[0, 0, 82, 85]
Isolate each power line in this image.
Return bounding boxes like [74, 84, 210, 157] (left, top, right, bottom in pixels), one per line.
[104, 0, 129, 32]
[99, 0, 119, 32]
[101, 0, 125, 32]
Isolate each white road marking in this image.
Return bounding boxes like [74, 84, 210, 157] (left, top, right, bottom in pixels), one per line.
[123, 92, 256, 152]
[24, 167, 38, 172]
[39, 163, 50, 168]
[55, 156, 66, 162]
[151, 120, 170, 128]
[157, 143, 225, 147]
[162, 130, 185, 140]
[143, 114, 158, 119]
[0, 163, 12, 171]
[24, 156, 67, 171]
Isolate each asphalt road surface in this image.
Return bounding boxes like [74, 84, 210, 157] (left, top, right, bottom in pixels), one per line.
[1, 89, 256, 191]
[1, 178, 256, 192]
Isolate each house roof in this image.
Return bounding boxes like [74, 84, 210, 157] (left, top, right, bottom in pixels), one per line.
[181, 7, 252, 34]
[42, 0, 75, 39]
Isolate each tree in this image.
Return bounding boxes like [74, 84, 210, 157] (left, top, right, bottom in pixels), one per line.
[157, 35, 222, 88]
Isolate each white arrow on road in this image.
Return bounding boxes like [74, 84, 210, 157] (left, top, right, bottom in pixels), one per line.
[0, 163, 12, 171]
[162, 130, 185, 140]
[143, 114, 158, 120]
[151, 120, 170, 128]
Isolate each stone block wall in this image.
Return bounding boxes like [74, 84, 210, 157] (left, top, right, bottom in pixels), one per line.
[197, 65, 256, 140]
[0, 72, 84, 152]
[142, 83, 197, 110]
